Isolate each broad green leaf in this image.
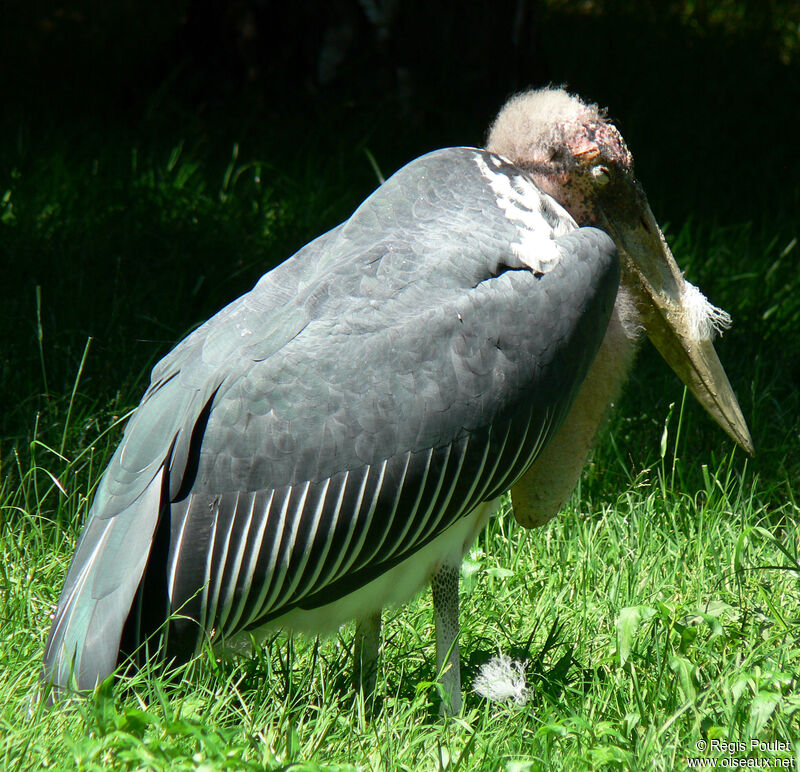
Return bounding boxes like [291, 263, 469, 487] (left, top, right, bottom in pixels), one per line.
[506, 761, 537, 772]
[616, 606, 657, 666]
[748, 691, 781, 736]
[486, 567, 515, 580]
[669, 656, 697, 702]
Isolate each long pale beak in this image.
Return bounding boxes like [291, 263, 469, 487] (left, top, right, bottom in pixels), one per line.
[600, 182, 754, 455]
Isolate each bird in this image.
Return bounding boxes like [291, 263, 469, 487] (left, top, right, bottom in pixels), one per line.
[41, 87, 753, 713]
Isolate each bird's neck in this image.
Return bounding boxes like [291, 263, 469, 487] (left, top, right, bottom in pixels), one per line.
[510, 283, 642, 527]
[520, 165, 600, 227]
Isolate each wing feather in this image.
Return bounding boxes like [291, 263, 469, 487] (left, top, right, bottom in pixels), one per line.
[42, 466, 165, 693]
[244, 485, 296, 626]
[204, 491, 243, 637]
[313, 466, 371, 589]
[414, 437, 470, 547]
[377, 444, 452, 569]
[332, 459, 387, 581]
[369, 447, 434, 568]
[273, 479, 334, 609]
[226, 489, 275, 633]
[352, 450, 413, 572]
[215, 492, 256, 634]
[290, 470, 349, 601]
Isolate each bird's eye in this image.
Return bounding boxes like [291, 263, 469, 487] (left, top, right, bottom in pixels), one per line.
[591, 165, 610, 186]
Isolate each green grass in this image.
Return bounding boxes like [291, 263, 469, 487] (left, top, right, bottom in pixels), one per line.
[2, 426, 799, 769]
[2, 76, 799, 770]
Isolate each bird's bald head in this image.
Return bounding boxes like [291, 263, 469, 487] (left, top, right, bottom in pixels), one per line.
[486, 87, 633, 226]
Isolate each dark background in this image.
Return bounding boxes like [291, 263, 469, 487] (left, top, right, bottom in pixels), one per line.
[1, 0, 798, 497]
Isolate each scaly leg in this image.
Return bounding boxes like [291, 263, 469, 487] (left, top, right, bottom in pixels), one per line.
[353, 611, 381, 701]
[431, 563, 461, 715]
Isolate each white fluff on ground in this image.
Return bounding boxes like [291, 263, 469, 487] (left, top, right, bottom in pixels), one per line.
[473, 653, 530, 706]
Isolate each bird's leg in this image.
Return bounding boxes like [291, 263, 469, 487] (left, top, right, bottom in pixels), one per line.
[352, 611, 381, 702]
[431, 563, 461, 715]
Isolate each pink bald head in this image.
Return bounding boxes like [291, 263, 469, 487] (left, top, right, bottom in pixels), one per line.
[486, 87, 634, 225]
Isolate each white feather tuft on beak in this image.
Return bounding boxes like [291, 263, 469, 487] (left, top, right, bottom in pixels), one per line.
[682, 281, 732, 341]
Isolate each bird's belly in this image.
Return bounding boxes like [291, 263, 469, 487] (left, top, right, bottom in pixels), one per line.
[223, 498, 499, 652]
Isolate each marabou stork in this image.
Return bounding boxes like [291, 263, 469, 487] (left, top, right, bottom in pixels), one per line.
[42, 88, 753, 713]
